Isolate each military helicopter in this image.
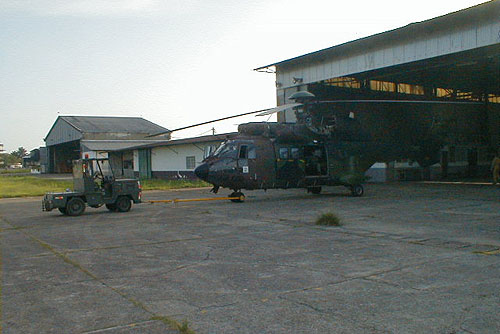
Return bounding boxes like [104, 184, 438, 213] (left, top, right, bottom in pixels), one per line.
[150, 91, 479, 201]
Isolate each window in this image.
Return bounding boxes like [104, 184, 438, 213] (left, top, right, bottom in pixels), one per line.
[279, 147, 289, 159]
[290, 148, 300, 159]
[186, 156, 196, 169]
[239, 145, 248, 159]
[213, 141, 238, 158]
[204, 145, 216, 159]
[248, 146, 256, 159]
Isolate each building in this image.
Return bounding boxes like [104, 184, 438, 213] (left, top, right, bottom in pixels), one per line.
[44, 116, 170, 173]
[255, 1, 500, 179]
[112, 133, 235, 179]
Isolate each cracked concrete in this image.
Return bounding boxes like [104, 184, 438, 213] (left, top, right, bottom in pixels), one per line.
[1, 183, 499, 333]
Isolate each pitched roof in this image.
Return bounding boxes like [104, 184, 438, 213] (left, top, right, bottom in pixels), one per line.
[254, 0, 499, 71]
[113, 132, 238, 151]
[59, 116, 168, 134]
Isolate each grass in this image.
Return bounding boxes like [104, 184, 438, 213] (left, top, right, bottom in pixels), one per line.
[150, 316, 195, 334]
[0, 176, 72, 198]
[140, 178, 210, 190]
[0, 176, 211, 198]
[315, 212, 342, 226]
[0, 168, 32, 174]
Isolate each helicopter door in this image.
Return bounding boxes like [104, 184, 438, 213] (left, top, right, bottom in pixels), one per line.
[237, 144, 259, 188]
[276, 146, 305, 187]
[304, 145, 328, 176]
[237, 144, 253, 174]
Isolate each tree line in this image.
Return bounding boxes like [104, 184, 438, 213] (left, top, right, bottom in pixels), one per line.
[0, 147, 27, 167]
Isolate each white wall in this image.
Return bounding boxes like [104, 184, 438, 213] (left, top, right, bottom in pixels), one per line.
[133, 150, 139, 172]
[81, 150, 109, 159]
[151, 141, 221, 172]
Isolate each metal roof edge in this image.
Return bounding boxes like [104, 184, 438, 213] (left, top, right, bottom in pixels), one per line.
[112, 132, 238, 152]
[254, 0, 498, 71]
[43, 116, 82, 142]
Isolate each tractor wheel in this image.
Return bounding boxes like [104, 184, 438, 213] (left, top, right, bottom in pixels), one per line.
[105, 204, 117, 212]
[66, 198, 86, 216]
[351, 184, 364, 197]
[229, 191, 245, 203]
[58, 207, 67, 215]
[115, 196, 132, 212]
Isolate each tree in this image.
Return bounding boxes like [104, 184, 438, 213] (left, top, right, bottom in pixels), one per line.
[11, 147, 27, 159]
[0, 152, 21, 166]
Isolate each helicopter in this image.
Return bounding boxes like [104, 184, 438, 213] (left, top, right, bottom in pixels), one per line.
[150, 91, 480, 201]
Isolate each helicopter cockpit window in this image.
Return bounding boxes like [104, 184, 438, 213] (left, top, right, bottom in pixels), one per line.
[291, 148, 300, 159]
[248, 146, 256, 159]
[213, 141, 238, 158]
[203, 145, 217, 159]
[239, 145, 248, 159]
[279, 147, 289, 159]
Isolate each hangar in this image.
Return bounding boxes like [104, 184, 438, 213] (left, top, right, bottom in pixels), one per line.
[256, 1, 500, 179]
[44, 116, 170, 173]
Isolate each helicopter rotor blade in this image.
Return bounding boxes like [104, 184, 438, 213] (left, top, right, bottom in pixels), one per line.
[146, 107, 284, 138]
[254, 99, 482, 118]
[147, 99, 482, 138]
[255, 103, 303, 116]
[317, 99, 483, 105]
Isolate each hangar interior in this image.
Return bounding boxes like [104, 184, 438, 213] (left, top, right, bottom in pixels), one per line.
[257, 1, 500, 180]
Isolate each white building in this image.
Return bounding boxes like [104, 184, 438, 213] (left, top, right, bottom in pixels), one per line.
[112, 133, 236, 179]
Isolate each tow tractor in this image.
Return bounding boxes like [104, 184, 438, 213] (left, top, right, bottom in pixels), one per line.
[42, 158, 142, 216]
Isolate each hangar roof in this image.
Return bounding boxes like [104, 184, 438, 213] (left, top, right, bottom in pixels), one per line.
[255, 1, 499, 71]
[58, 116, 168, 134]
[44, 116, 170, 146]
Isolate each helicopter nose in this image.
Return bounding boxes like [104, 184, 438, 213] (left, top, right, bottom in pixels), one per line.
[194, 163, 209, 181]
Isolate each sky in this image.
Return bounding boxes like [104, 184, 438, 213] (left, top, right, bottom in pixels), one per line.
[0, 0, 489, 152]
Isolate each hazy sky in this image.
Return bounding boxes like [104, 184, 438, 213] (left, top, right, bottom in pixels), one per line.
[0, 0, 488, 152]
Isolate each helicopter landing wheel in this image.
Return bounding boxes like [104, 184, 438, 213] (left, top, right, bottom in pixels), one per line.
[350, 184, 364, 197]
[229, 191, 245, 203]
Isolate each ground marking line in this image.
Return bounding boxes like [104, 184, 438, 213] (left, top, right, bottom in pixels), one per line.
[79, 319, 160, 334]
[62, 237, 203, 254]
[0, 214, 193, 334]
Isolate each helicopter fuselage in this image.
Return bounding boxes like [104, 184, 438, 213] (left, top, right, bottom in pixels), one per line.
[194, 124, 378, 195]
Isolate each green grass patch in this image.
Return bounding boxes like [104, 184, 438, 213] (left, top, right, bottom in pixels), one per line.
[0, 168, 32, 174]
[315, 212, 342, 226]
[0, 176, 211, 198]
[151, 316, 195, 334]
[140, 178, 210, 191]
[0, 176, 72, 198]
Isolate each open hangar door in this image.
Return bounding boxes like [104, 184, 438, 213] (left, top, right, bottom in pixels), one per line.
[47, 140, 81, 173]
[296, 45, 500, 180]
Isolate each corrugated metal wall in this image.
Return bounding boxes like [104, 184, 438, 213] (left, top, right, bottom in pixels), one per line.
[45, 118, 82, 146]
[276, 21, 500, 90]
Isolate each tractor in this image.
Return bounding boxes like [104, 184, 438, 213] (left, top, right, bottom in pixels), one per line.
[42, 158, 142, 216]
